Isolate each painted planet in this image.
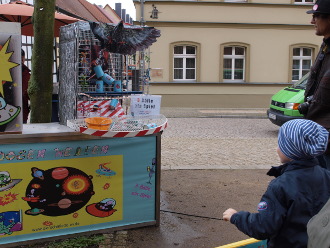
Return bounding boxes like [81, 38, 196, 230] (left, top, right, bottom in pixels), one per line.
[52, 168, 69, 180]
[57, 198, 72, 209]
[31, 184, 41, 189]
[48, 199, 83, 208]
[33, 170, 43, 178]
[25, 208, 45, 216]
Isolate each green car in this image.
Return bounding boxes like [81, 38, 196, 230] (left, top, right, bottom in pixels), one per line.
[267, 73, 309, 126]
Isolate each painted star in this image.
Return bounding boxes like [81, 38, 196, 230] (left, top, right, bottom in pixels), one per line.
[0, 37, 19, 96]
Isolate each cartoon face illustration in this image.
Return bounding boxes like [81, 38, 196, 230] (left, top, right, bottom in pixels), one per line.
[86, 198, 117, 218]
[0, 97, 20, 127]
[0, 172, 10, 186]
[0, 171, 22, 192]
[95, 198, 116, 211]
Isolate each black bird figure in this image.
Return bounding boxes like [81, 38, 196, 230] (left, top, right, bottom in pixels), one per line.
[89, 21, 161, 55]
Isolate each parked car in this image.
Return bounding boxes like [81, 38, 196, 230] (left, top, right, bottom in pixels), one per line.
[267, 73, 309, 126]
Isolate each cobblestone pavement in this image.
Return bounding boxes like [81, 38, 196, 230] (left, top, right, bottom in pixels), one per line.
[161, 111, 279, 170]
[160, 107, 268, 119]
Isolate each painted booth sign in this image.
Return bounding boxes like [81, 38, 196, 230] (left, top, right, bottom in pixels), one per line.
[0, 136, 157, 245]
[0, 28, 23, 133]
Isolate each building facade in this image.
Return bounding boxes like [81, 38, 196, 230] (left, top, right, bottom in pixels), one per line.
[133, 0, 321, 108]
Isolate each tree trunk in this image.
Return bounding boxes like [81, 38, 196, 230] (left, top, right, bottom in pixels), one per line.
[28, 0, 55, 123]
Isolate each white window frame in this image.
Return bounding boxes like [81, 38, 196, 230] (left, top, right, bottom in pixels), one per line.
[0, 0, 34, 3]
[293, 0, 314, 4]
[223, 46, 245, 82]
[292, 47, 313, 81]
[173, 45, 196, 82]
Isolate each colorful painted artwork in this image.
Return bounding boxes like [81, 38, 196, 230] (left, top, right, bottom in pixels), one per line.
[0, 211, 22, 235]
[23, 167, 95, 217]
[0, 136, 157, 246]
[0, 171, 21, 192]
[0, 27, 23, 132]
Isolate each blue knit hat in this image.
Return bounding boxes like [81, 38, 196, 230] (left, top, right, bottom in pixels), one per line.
[278, 119, 329, 160]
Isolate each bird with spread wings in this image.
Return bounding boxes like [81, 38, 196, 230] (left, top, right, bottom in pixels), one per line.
[89, 21, 161, 55]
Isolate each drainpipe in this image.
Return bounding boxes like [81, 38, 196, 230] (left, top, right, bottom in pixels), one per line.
[140, 0, 145, 26]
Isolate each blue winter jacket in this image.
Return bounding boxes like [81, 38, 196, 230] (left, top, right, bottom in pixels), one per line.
[230, 159, 330, 248]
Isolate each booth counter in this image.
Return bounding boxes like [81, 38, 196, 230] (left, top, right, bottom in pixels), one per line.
[0, 123, 161, 246]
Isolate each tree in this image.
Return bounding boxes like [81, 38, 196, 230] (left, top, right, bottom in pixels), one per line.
[28, 0, 55, 123]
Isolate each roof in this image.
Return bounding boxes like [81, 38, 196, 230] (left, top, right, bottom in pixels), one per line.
[55, 0, 115, 23]
[99, 4, 121, 24]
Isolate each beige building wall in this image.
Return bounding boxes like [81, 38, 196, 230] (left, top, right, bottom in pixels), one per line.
[133, 0, 321, 108]
[148, 26, 321, 83]
[139, 3, 311, 24]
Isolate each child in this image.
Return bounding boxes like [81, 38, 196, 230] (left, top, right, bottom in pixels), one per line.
[223, 119, 330, 248]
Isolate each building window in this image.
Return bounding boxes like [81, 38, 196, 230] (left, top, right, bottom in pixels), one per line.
[223, 46, 246, 82]
[293, 0, 314, 4]
[292, 47, 313, 81]
[0, 0, 34, 3]
[21, 36, 33, 70]
[173, 45, 196, 81]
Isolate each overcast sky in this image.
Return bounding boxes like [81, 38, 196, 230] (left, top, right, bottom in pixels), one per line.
[87, 0, 136, 20]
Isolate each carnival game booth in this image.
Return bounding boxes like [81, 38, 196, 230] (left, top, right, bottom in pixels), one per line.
[0, 20, 164, 247]
[58, 21, 160, 125]
[0, 119, 166, 247]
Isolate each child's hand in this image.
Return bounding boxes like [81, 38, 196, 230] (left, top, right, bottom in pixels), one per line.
[223, 208, 237, 221]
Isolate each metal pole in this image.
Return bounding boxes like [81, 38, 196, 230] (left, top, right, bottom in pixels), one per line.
[140, 0, 147, 93]
[140, 0, 145, 26]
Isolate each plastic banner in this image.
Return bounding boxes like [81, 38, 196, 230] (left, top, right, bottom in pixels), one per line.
[0, 136, 157, 246]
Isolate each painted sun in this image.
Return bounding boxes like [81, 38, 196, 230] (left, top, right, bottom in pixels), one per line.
[63, 175, 90, 195]
[0, 192, 19, 206]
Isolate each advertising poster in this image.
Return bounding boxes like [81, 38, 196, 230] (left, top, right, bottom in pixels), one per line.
[0, 136, 157, 245]
[0, 23, 23, 133]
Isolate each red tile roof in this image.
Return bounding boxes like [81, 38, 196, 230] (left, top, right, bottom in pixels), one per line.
[56, 0, 115, 23]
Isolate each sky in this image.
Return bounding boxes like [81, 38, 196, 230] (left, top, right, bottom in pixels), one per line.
[87, 0, 136, 20]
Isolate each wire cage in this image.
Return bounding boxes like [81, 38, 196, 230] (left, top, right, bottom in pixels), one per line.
[75, 23, 150, 94]
[58, 21, 149, 125]
[76, 24, 125, 93]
